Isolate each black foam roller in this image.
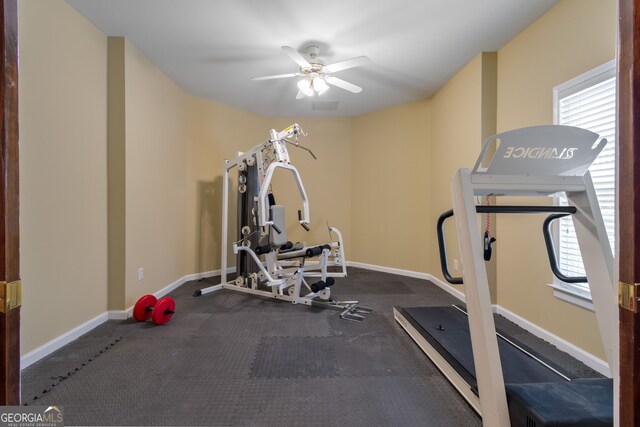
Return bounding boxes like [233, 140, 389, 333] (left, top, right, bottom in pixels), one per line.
[305, 245, 331, 257]
[306, 246, 323, 257]
[310, 280, 326, 293]
[325, 277, 335, 287]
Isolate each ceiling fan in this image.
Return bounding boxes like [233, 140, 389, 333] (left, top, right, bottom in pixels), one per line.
[252, 45, 370, 99]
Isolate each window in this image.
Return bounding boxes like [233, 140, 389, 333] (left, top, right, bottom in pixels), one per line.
[552, 61, 616, 308]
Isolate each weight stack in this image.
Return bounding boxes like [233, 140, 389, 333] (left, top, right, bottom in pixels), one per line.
[237, 161, 261, 281]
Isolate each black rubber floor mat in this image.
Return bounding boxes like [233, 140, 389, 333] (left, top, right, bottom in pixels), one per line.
[249, 336, 339, 379]
[20, 267, 603, 426]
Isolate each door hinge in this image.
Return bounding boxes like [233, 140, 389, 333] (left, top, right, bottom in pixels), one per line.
[618, 281, 639, 313]
[0, 280, 21, 313]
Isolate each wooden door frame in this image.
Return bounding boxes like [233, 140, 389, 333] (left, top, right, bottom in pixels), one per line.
[618, 0, 640, 424]
[0, 0, 20, 406]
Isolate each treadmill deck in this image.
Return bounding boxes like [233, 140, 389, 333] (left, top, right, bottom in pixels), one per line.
[394, 305, 612, 427]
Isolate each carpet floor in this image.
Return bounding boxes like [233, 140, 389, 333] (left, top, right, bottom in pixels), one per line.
[21, 267, 601, 426]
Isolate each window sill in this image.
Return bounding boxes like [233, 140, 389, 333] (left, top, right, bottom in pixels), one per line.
[548, 283, 594, 312]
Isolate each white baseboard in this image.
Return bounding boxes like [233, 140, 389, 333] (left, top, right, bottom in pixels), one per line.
[494, 306, 610, 376]
[346, 261, 466, 302]
[107, 267, 231, 320]
[21, 312, 109, 370]
[22, 262, 607, 377]
[21, 267, 233, 369]
[424, 273, 467, 303]
[347, 261, 609, 377]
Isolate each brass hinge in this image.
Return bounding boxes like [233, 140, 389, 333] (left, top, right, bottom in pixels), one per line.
[0, 280, 21, 313]
[618, 281, 640, 313]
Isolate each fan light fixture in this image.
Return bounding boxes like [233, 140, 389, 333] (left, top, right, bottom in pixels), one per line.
[297, 76, 329, 97]
[252, 45, 370, 100]
[297, 78, 314, 96]
[313, 77, 329, 95]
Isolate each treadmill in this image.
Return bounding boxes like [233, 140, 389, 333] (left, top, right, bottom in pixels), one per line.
[395, 126, 616, 427]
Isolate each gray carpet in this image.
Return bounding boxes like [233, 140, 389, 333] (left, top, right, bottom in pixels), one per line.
[20, 267, 600, 426]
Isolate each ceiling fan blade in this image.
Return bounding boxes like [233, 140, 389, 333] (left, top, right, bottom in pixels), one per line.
[252, 73, 300, 81]
[295, 90, 306, 100]
[324, 56, 370, 73]
[282, 46, 311, 68]
[325, 76, 362, 93]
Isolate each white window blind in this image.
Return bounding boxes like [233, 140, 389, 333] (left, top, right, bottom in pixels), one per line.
[554, 62, 616, 300]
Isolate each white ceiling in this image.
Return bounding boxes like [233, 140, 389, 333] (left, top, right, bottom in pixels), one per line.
[66, 0, 558, 117]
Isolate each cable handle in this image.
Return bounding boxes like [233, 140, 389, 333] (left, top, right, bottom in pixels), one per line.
[483, 195, 496, 261]
[298, 210, 310, 231]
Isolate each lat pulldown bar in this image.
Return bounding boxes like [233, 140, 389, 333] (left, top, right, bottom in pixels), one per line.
[436, 205, 587, 285]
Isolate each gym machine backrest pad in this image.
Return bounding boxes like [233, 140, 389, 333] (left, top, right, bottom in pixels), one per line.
[269, 205, 287, 247]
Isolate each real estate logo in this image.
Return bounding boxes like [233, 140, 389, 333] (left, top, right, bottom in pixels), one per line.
[0, 406, 63, 427]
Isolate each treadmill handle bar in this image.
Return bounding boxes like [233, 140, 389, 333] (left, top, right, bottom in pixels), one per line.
[542, 214, 588, 284]
[437, 209, 463, 285]
[436, 206, 587, 285]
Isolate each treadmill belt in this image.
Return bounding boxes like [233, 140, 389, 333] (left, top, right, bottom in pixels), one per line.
[402, 306, 570, 389]
[397, 305, 613, 427]
[506, 379, 613, 427]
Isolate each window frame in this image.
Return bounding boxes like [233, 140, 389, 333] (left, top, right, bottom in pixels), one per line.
[550, 60, 616, 311]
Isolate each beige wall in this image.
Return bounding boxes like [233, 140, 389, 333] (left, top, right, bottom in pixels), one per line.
[185, 97, 267, 273]
[350, 100, 431, 271]
[432, 52, 499, 299]
[428, 54, 484, 295]
[122, 41, 190, 307]
[496, 0, 616, 358]
[348, 52, 494, 297]
[107, 37, 126, 311]
[18, 0, 108, 354]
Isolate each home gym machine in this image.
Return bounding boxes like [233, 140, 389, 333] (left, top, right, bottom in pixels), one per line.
[194, 123, 371, 321]
[395, 125, 616, 426]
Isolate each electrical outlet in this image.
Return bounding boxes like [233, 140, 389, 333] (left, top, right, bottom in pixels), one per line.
[453, 260, 459, 272]
[138, 267, 144, 281]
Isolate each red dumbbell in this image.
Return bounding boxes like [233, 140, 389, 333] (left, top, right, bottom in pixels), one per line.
[133, 294, 175, 325]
